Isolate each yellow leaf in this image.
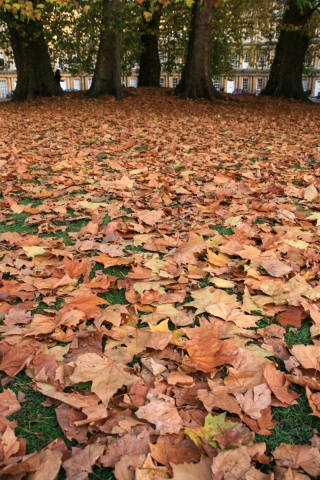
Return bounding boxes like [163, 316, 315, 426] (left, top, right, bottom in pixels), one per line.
[307, 212, 320, 226]
[143, 11, 152, 21]
[284, 239, 309, 250]
[211, 278, 235, 289]
[149, 319, 170, 333]
[207, 250, 231, 266]
[23, 246, 47, 258]
[246, 344, 275, 358]
[224, 216, 241, 227]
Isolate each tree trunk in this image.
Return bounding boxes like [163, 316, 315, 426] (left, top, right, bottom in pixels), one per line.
[87, 0, 124, 100]
[175, 0, 221, 100]
[261, 0, 312, 101]
[6, 15, 63, 101]
[138, 3, 162, 87]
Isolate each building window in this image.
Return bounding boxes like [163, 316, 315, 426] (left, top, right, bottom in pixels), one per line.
[88, 79, 92, 89]
[243, 53, 249, 63]
[302, 79, 308, 91]
[213, 79, 221, 91]
[257, 78, 263, 90]
[160, 78, 164, 87]
[130, 78, 137, 88]
[172, 78, 178, 88]
[242, 78, 249, 91]
[259, 54, 265, 66]
[74, 79, 80, 91]
[230, 54, 237, 67]
[0, 80, 7, 95]
[159, 53, 165, 64]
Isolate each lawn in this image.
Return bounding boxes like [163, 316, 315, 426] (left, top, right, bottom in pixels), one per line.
[0, 89, 320, 479]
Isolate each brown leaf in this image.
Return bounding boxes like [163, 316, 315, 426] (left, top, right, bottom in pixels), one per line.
[30, 449, 63, 480]
[264, 363, 299, 405]
[0, 389, 21, 417]
[136, 209, 163, 226]
[306, 386, 320, 418]
[0, 342, 35, 377]
[61, 293, 109, 319]
[136, 399, 184, 434]
[100, 429, 151, 468]
[171, 457, 212, 479]
[63, 444, 104, 480]
[290, 345, 320, 370]
[69, 353, 137, 406]
[273, 444, 320, 477]
[211, 446, 252, 478]
[214, 424, 254, 449]
[243, 407, 277, 435]
[114, 454, 146, 480]
[63, 257, 89, 278]
[150, 435, 200, 468]
[261, 260, 293, 278]
[184, 320, 238, 372]
[198, 382, 242, 416]
[277, 306, 305, 328]
[236, 384, 272, 420]
[173, 242, 207, 266]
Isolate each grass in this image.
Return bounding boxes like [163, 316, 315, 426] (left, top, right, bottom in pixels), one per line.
[209, 224, 234, 236]
[3, 372, 68, 453]
[285, 321, 312, 346]
[1, 372, 115, 480]
[257, 388, 320, 454]
[0, 213, 38, 235]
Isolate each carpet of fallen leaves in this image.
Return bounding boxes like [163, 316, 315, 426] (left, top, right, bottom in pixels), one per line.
[0, 89, 320, 479]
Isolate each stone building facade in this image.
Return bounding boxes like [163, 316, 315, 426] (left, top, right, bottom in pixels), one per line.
[0, 49, 319, 98]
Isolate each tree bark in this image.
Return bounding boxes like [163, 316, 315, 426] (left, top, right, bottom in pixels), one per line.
[175, 0, 222, 100]
[6, 15, 63, 101]
[261, 0, 313, 101]
[138, 3, 162, 87]
[87, 0, 124, 100]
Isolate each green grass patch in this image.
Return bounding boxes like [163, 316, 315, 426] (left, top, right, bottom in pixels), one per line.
[98, 288, 127, 305]
[285, 321, 312, 346]
[209, 224, 234, 236]
[3, 372, 70, 454]
[256, 388, 320, 455]
[0, 213, 38, 235]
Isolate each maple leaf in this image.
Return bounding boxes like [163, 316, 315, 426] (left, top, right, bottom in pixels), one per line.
[184, 320, 238, 372]
[198, 383, 242, 416]
[61, 293, 109, 319]
[170, 457, 212, 480]
[236, 384, 272, 420]
[0, 390, 21, 417]
[264, 363, 299, 405]
[261, 260, 293, 278]
[0, 342, 35, 377]
[69, 353, 137, 405]
[136, 398, 184, 434]
[185, 412, 238, 449]
[135, 209, 163, 225]
[173, 241, 207, 265]
[290, 345, 320, 370]
[150, 434, 200, 468]
[272, 444, 320, 477]
[99, 429, 151, 468]
[63, 444, 104, 480]
[188, 286, 237, 314]
[211, 446, 252, 479]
